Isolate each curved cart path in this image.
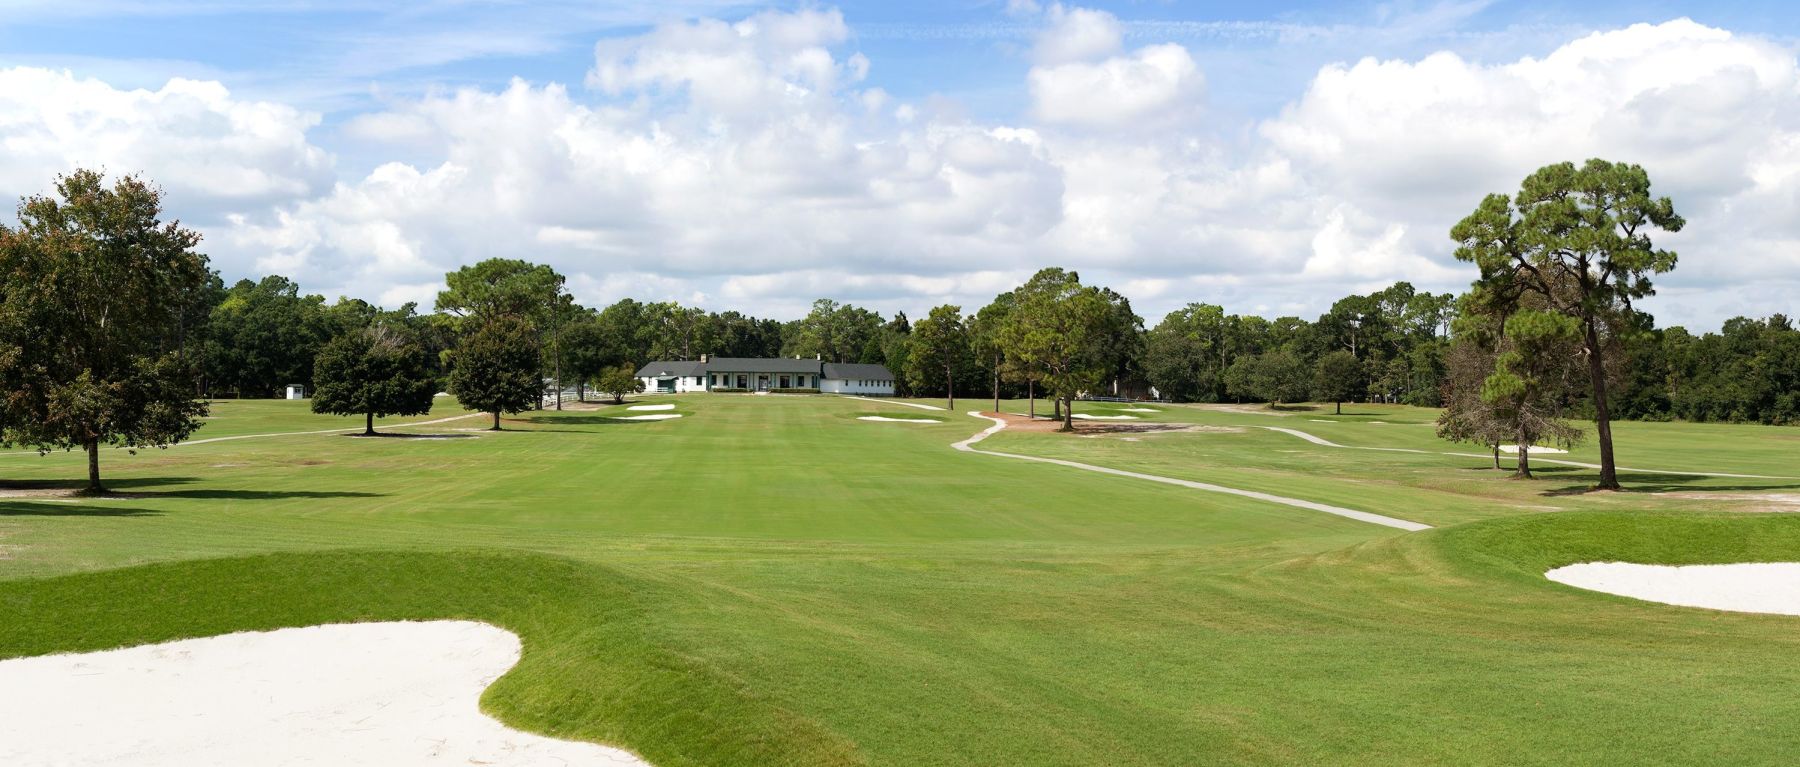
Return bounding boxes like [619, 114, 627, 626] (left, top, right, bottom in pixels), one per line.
[1255, 426, 1793, 480]
[953, 413, 1429, 532]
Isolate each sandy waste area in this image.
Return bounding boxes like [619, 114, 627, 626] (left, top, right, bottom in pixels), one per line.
[1548, 562, 1800, 617]
[0, 621, 651, 766]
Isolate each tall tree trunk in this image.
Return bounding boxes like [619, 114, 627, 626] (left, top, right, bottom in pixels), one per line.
[1584, 318, 1619, 489]
[1028, 380, 1035, 418]
[577, 381, 585, 403]
[1053, 396, 1062, 419]
[365, 412, 375, 436]
[1515, 442, 1532, 479]
[1492, 444, 1501, 469]
[991, 354, 1000, 414]
[945, 367, 954, 412]
[85, 439, 103, 494]
[1062, 398, 1074, 431]
[492, 412, 502, 431]
[1336, 400, 1342, 415]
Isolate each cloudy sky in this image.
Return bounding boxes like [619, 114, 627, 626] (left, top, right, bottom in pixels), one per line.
[1, 1, 1796, 330]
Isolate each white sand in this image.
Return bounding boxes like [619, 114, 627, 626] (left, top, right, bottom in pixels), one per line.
[610, 414, 683, 421]
[858, 416, 941, 423]
[0, 621, 650, 766]
[1499, 445, 1568, 454]
[1547, 562, 1800, 616]
[1070, 413, 1140, 420]
[626, 404, 675, 411]
[1115, 407, 1160, 412]
[1308, 419, 1335, 423]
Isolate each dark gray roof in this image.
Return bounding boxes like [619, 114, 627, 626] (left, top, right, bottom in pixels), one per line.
[702, 357, 821, 374]
[821, 362, 893, 380]
[635, 360, 704, 378]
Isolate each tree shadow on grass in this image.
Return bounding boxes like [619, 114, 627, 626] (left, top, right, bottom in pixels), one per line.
[0, 477, 198, 492]
[342, 433, 479, 440]
[142, 489, 384, 501]
[0, 501, 162, 517]
[515, 415, 678, 426]
[1540, 470, 1800, 497]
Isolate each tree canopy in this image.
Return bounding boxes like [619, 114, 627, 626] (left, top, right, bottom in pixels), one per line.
[908, 304, 969, 410]
[0, 169, 212, 492]
[450, 314, 543, 431]
[311, 322, 438, 435]
[1453, 158, 1684, 489]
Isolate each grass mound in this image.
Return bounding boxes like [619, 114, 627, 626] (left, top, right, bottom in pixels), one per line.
[0, 550, 864, 767]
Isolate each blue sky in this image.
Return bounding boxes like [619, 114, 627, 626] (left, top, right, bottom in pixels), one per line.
[1, 1, 1796, 328]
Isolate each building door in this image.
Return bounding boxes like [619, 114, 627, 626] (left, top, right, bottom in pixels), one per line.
[757, 375, 770, 391]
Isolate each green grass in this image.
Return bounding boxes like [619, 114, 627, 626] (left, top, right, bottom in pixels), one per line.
[3, 394, 1799, 765]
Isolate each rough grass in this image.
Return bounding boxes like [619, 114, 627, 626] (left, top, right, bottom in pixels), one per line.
[2, 395, 1799, 765]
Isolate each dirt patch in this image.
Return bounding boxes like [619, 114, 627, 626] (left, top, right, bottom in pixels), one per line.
[990, 413, 1242, 436]
[0, 486, 84, 500]
[1665, 492, 1800, 512]
[344, 433, 475, 440]
[1185, 403, 1295, 417]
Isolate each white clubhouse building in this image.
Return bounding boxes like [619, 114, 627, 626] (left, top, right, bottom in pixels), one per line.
[635, 356, 896, 395]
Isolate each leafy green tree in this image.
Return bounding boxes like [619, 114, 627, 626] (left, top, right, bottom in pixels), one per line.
[0, 170, 211, 493]
[450, 314, 542, 430]
[1090, 288, 1146, 398]
[595, 364, 644, 405]
[1145, 303, 1230, 403]
[203, 275, 333, 397]
[1251, 351, 1311, 405]
[1001, 268, 1113, 431]
[970, 293, 1014, 412]
[435, 258, 565, 328]
[595, 298, 657, 368]
[311, 324, 437, 436]
[1222, 356, 1256, 404]
[1312, 351, 1364, 415]
[1223, 352, 1307, 405]
[560, 315, 609, 402]
[908, 305, 968, 410]
[1482, 308, 1586, 478]
[785, 299, 883, 364]
[1452, 159, 1684, 489]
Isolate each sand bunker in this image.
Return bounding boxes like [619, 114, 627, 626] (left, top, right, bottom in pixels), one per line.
[1548, 562, 1800, 616]
[858, 416, 941, 423]
[1499, 445, 1568, 454]
[0, 621, 649, 766]
[1114, 407, 1160, 413]
[1071, 413, 1140, 420]
[626, 404, 675, 411]
[610, 414, 682, 421]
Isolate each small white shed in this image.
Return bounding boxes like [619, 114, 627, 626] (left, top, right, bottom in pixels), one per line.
[285, 384, 307, 400]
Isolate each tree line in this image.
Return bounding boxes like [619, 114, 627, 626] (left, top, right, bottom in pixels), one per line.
[0, 163, 1792, 493]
